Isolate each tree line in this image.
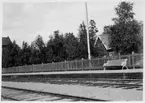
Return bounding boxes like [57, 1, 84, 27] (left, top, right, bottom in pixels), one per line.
[2, 1, 143, 68]
[2, 20, 107, 68]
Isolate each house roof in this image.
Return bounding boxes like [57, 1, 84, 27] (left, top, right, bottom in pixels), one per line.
[94, 34, 111, 50]
[2, 36, 12, 46]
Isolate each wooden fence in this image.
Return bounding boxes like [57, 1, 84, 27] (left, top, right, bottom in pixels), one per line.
[2, 53, 143, 74]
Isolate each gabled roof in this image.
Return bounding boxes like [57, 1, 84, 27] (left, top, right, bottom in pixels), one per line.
[2, 36, 12, 46]
[94, 34, 111, 50]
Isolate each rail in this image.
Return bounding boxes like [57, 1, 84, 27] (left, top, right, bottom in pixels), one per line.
[2, 53, 143, 74]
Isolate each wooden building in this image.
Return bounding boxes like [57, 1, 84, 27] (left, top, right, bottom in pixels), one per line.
[94, 33, 114, 57]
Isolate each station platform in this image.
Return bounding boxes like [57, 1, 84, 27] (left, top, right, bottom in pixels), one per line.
[2, 69, 143, 76]
[2, 81, 142, 101]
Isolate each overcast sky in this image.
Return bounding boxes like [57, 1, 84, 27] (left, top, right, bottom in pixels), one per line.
[2, 0, 144, 46]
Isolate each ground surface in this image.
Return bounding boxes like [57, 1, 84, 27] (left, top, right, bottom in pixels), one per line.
[2, 80, 142, 101]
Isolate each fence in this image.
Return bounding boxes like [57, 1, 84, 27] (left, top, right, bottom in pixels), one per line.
[2, 53, 143, 74]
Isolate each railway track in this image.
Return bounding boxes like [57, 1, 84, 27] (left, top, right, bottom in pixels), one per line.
[42, 79, 142, 91]
[3, 78, 143, 91]
[2, 87, 104, 101]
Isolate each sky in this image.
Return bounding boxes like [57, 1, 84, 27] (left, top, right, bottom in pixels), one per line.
[2, 0, 145, 46]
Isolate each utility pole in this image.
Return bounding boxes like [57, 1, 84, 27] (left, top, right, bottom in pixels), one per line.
[85, 2, 91, 60]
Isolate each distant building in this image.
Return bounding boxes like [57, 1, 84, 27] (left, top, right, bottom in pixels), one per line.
[2, 36, 12, 48]
[94, 33, 114, 57]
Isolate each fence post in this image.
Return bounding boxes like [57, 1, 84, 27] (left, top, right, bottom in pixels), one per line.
[67, 61, 69, 70]
[82, 58, 84, 71]
[128, 55, 131, 69]
[65, 60, 67, 71]
[51, 61, 55, 72]
[89, 59, 92, 71]
[17, 66, 19, 73]
[75, 60, 77, 70]
[132, 51, 135, 69]
[104, 58, 106, 71]
[119, 53, 120, 59]
[41, 63, 43, 72]
[32, 64, 34, 73]
[24, 65, 26, 73]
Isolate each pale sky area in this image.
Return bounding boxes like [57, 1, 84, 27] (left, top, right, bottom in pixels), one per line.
[2, 0, 145, 46]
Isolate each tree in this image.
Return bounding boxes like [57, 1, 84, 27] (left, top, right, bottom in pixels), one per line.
[34, 35, 47, 63]
[88, 20, 99, 58]
[89, 20, 98, 38]
[20, 41, 31, 65]
[29, 41, 41, 64]
[64, 33, 79, 60]
[29, 35, 46, 64]
[2, 43, 13, 68]
[9, 40, 21, 67]
[77, 21, 88, 59]
[45, 42, 54, 63]
[105, 1, 142, 54]
[34, 34, 45, 51]
[112, 2, 134, 24]
[2, 48, 9, 68]
[77, 20, 101, 59]
[46, 30, 66, 62]
[45, 35, 55, 63]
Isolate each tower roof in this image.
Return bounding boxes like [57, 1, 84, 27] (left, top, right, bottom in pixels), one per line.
[2, 36, 12, 46]
[94, 34, 111, 50]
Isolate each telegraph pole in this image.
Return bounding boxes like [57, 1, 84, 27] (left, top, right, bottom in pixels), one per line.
[85, 2, 91, 60]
